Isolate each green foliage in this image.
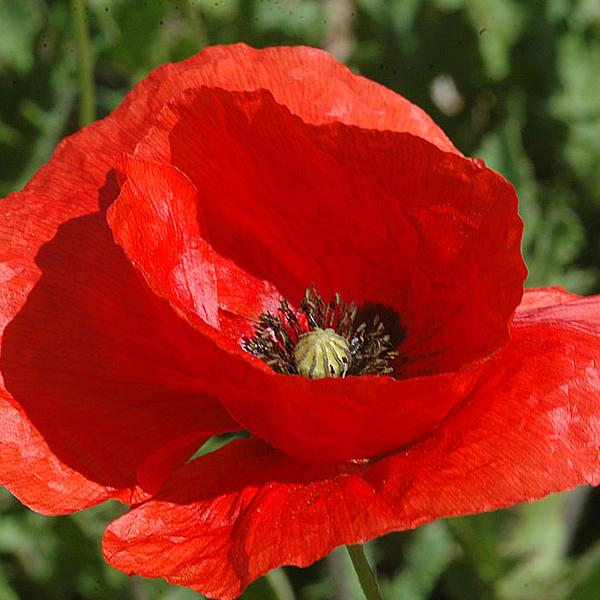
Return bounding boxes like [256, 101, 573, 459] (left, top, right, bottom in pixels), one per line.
[1, 0, 599, 599]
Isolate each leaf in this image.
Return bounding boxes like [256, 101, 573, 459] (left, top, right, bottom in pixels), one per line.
[463, 0, 525, 80]
[0, 0, 43, 73]
[242, 569, 296, 600]
[498, 494, 571, 600]
[569, 542, 600, 600]
[382, 522, 456, 600]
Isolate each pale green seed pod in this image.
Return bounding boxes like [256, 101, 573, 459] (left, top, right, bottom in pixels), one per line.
[294, 328, 352, 379]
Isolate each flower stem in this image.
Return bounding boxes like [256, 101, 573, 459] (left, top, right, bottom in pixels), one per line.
[346, 544, 384, 600]
[265, 569, 295, 600]
[70, 0, 96, 126]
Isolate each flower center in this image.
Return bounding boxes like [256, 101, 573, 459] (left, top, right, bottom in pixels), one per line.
[294, 328, 352, 379]
[243, 287, 398, 379]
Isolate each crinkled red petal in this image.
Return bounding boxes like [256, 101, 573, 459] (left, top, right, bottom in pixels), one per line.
[131, 86, 525, 374]
[0, 386, 118, 514]
[106, 153, 483, 461]
[102, 290, 600, 600]
[108, 87, 524, 461]
[516, 285, 582, 311]
[1, 45, 464, 509]
[0, 195, 238, 512]
[107, 155, 284, 344]
[168, 44, 460, 152]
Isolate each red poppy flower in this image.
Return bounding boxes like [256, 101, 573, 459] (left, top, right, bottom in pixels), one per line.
[1, 44, 599, 600]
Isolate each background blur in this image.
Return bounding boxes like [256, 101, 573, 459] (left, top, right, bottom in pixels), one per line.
[1, 0, 599, 598]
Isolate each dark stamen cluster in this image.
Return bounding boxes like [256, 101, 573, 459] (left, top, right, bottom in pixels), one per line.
[243, 287, 398, 377]
[350, 316, 397, 376]
[242, 300, 302, 375]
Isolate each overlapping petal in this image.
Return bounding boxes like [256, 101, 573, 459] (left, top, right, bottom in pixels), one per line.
[103, 290, 600, 599]
[2, 44, 461, 511]
[0, 196, 239, 511]
[170, 44, 460, 151]
[1, 45, 466, 511]
[0, 386, 118, 514]
[128, 86, 525, 374]
[108, 86, 524, 461]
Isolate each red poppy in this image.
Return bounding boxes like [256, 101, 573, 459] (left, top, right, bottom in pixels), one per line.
[1, 44, 599, 600]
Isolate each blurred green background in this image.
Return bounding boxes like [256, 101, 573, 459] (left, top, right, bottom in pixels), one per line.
[1, 0, 599, 598]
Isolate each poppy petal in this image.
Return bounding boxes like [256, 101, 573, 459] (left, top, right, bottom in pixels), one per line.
[0, 45, 487, 500]
[0, 387, 117, 514]
[4, 45, 374, 512]
[516, 286, 581, 311]
[0, 196, 239, 513]
[0, 46, 253, 510]
[129, 86, 525, 374]
[104, 147, 485, 462]
[106, 155, 283, 345]
[103, 292, 600, 599]
[108, 146, 483, 461]
[107, 87, 524, 461]
[169, 44, 459, 152]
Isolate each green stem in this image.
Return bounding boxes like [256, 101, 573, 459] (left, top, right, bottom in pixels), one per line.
[265, 569, 295, 600]
[71, 0, 96, 126]
[347, 544, 384, 600]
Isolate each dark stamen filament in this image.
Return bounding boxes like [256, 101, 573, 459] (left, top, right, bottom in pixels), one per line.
[243, 287, 398, 379]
